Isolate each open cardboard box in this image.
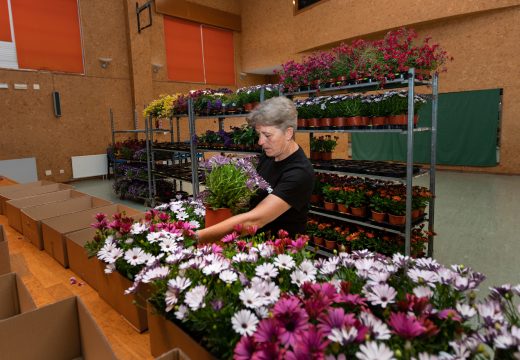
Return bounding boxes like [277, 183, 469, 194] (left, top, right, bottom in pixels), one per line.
[0, 182, 73, 214]
[0, 272, 36, 320]
[155, 348, 191, 360]
[6, 189, 87, 233]
[0, 175, 19, 187]
[0, 225, 10, 275]
[0, 180, 55, 214]
[41, 204, 141, 268]
[21, 195, 112, 250]
[0, 296, 117, 360]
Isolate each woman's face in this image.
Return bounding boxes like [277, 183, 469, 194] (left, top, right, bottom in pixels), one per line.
[255, 125, 292, 160]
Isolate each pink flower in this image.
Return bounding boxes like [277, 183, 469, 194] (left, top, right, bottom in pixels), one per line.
[94, 213, 106, 222]
[222, 232, 239, 243]
[285, 325, 328, 360]
[273, 297, 309, 347]
[388, 312, 426, 339]
[254, 318, 283, 344]
[234, 336, 256, 360]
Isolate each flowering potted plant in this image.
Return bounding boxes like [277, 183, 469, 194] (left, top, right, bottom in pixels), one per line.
[345, 185, 368, 217]
[369, 192, 390, 222]
[201, 155, 271, 226]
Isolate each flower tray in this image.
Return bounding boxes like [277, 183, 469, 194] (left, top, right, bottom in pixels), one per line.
[147, 303, 216, 360]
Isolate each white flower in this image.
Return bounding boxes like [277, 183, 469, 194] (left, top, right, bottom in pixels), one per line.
[160, 237, 179, 253]
[298, 260, 317, 281]
[146, 231, 163, 243]
[104, 263, 115, 274]
[456, 303, 477, 320]
[97, 241, 117, 261]
[329, 326, 358, 345]
[124, 247, 147, 266]
[104, 248, 124, 264]
[219, 270, 238, 284]
[356, 341, 396, 360]
[355, 258, 376, 279]
[274, 254, 295, 270]
[364, 284, 397, 308]
[166, 252, 186, 264]
[366, 271, 390, 286]
[142, 266, 170, 283]
[124, 238, 134, 245]
[194, 207, 205, 216]
[407, 269, 440, 287]
[130, 222, 147, 234]
[232, 253, 249, 263]
[254, 281, 280, 305]
[231, 309, 259, 336]
[413, 286, 434, 299]
[175, 305, 189, 321]
[165, 289, 179, 312]
[412, 353, 439, 360]
[319, 260, 338, 275]
[239, 288, 266, 309]
[255, 306, 270, 319]
[168, 276, 192, 291]
[202, 259, 229, 275]
[189, 220, 200, 229]
[255, 263, 279, 280]
[359, 312, 391, 340]
[184, 285, 207, 311]
[291, 270, 312, 287]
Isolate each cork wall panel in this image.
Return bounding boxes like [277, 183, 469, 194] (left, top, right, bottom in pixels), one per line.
[190, 0, 240, 15]
[240, 0, 520, 71]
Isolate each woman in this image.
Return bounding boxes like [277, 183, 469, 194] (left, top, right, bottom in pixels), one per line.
[196, 96, 314, 243]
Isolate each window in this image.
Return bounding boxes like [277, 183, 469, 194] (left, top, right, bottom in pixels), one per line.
[163, 16, 235, 85]
[0, 0, 83, 73]
[294, 0, 328, 15]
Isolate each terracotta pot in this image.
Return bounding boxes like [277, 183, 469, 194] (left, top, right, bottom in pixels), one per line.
[388, 213, 406, 225]
[310, 151, 321, 161]
[350, 206, 366, 218]
[419, 206, 426, 216]
[307, 118, 320, 128]
[313, 236, 324, 246]
[371, 210, 387, 222]
[412, 209, 421, 220]
[297, 118, 306, 128]
[205, 206, 233, 228]
[346, 116, 368, 127]
[310, 194, 322, 204]
[325, 239, 337, 250]
[332, 117, 348, 128]
[323, 201, 336, 211]
[336, 75, 348, 85]
[244, 103, 254, 112]
[337, 203, 348, 213]
[389, 114, 418, 127]
[320, 152, 333, 161]
[371, 116, 387, 127]
[319, 117, 333, 128]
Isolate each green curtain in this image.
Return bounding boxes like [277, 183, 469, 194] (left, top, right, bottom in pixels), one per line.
[351, 89, 501, 166]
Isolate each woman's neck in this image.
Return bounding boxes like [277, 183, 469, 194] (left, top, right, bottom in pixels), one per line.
[274, 141, 298, 162]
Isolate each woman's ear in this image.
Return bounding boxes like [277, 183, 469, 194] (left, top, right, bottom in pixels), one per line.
[286, 127, 294, 140]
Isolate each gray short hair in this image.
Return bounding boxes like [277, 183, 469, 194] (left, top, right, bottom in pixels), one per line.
[246, 96, 297, 132]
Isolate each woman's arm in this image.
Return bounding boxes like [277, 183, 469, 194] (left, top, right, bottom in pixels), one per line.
[196, 194, 291, 244]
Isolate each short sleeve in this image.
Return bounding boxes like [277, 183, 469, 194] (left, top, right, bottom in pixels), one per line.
[271, 166, 314, 211]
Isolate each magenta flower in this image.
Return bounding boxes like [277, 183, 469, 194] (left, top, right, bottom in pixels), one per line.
[288, 236, 308, 253]
[388, 312, 426, 339]
[94, 212, 107, 222]
[437, 308, 462, 322]
[158, 212, 169, 222]
[285, 325, 328, 360]
[318, 308, 351, 335]
[254, 318, 283, 344]
[252, 342, 283, 360]
[222, 231, 239, 243]
[210, 243, 223, 254]
[273, 297, 309, 347]
[234, 336, 256, 360]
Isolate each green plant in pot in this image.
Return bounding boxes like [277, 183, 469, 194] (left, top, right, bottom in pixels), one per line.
[319, 135, 338, 153]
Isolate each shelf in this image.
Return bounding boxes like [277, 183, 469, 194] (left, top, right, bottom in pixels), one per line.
[314, 168, 428, 182]
[196, 148, 261, 155]
[113, 128, 172, 134]
[297, 127, 431, 134]
[305, 245, 333, 258]
[283, 75, 431, 96]
[309, 206, 426, 235]
[194, 113, 250, 120]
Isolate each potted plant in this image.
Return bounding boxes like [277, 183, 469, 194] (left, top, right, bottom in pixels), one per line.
[345, 185, 367, 217]
[369, 192, 390, 222]
[387, 194, 407, 225]
[318, 135, 338, 161]
[321, 184, 339, 211]
[201, 155, 271, 226]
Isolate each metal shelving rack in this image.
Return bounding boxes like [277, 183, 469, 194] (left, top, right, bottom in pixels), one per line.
[109, 109, 174, 205]
[283, 68, 438, 257]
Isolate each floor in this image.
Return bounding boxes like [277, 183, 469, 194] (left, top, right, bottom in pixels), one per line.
[72, 171, 520, 293]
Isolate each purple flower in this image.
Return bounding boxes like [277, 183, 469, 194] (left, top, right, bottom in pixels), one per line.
[388, 312, 426, 339]
[211, 299, 223, 311]
[437, 308, 462, 322]
[234, 336, 256, 360]
[285, 325, 328, 360]
[318, 308, 352, 335]
[222, 231, 239, 243]
[273, 297, 309, 347]
[254, 318, 283, 344]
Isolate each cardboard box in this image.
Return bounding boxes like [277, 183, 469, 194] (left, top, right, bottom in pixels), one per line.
[148, 303, 215, 360]
[21, 195, 112, 250]
[0, 272, 36, 320]
[0, 182, 73, 214]
[65, 227, 100, 291]
[155, 348, 191, 360]
[0, 296, 117, 360]
[41, 204, 141, 268]
[6, 189, 87, 233]
[0, 180, 55, 214]
[0, 175, 19, 187]
[0, 225, 10, 275]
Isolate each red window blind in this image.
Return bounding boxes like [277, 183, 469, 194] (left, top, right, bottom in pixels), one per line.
[202, 25, 235, 85]
[163, 17, 235, 85]
[163, 16, 204, 83]
[10, 0, 83, 73]
[0, 0, 11, 42]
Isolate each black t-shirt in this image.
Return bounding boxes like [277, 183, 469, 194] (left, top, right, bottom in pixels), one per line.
[253, 146, 314, 238]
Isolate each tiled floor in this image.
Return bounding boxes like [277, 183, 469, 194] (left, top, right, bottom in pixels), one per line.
[71, 171, 520, 293]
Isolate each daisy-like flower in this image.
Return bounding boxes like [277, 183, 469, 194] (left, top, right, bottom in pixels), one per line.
[366, 271, 390, 286]
[130, 222, 147, 234]
[124, 247, 147, 266]
[232, 253, 249, 263]
[219, 270, 238, 284]
[291, 270, 311, 287]
[146, 231, 164, 243]
[189, 220, 200, 229]
[359, 312, 391, 340]
[255, 306, 270, 319]
[413, 286, 434, 299]
[141, 266, 170, 283]
[104, 263, 115, 274]
[364, 284, 397, 308]
[255, 263, 279, 280]
[221, 232, 239, 243]
[124, 238, 134, 245]
[355, 258, 376, 279]
[356, 341, 396, 360]
[174, 304, 189, 321]
[456, 303, 477, 320]
[231, 309, 259, 336]
[160, 237, 179, 253]
[165, 288, 179, 312]
[299, 260, 317, 280]
[407, 269, 440, 287]
[388, 312, 426, 339]
[97, 240, 117, 262]
[258, 243, 275, 258]
[239, 288, 266, 309]
[105, 248, 124, 264]
[274, 254, 296, 270]
[254, 281, 280, 305]
[412, 353, 439, 360]
[184, 285, 207, 311]
[168, 276, 192, 291]
[319, 259, 338, 275]
[202, 259, 229, 275]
